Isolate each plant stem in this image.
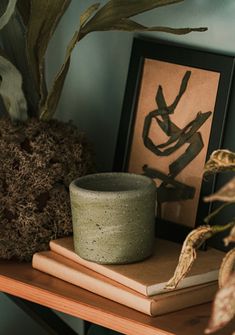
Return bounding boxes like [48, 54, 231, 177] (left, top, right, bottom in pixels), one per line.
[204, 202, 234, 224]
[212, 220, 235, 234]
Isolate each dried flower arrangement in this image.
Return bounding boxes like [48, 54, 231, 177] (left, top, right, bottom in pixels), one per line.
[0, 0, 206, 261]
[165, 149, 235, 334]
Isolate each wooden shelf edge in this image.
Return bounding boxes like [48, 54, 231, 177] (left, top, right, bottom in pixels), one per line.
[0, 273, 171, 335]
[0, 261, 234, 335]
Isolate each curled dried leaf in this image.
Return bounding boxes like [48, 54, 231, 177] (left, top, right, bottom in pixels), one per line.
[205, 272, 235, 334]
[204, 177, 235, 203]
[165, 225, 213, 289]
[224, 225, 235, 247]
[0, 1, 39, 117]
[0, 51, 27, 120]
[0, 0, 17, 30]
[204, 149, 235, 175]
[219, 248, 235, 288]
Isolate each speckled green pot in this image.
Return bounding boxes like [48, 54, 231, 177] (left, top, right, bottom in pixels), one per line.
[69, 172, 156, 264]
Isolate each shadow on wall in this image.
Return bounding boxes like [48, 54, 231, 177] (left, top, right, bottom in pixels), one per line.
[0, 294, 48, 335]
[88, 324, 122, 335]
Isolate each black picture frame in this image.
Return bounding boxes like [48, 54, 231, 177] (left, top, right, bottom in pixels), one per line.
[113, 37, 235, 244]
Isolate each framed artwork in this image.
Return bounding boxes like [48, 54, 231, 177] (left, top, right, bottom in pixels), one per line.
[114, 37, 235, 243]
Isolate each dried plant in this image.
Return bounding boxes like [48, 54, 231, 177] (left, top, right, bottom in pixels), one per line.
[0, 117, 94, 260]
[166, 149, 235, 334]
[166, 225, 216, 289]
[0, 0, 207, 122]
[0, 1, 207, 260]
[204, 150, 235, 175]
[205, 271, 235, 334]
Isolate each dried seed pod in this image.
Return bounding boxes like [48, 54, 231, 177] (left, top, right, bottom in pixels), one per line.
[204, 177, 235, 203]
[205, 272, 235, 334]
[165, 225, 213, 289]
[204, 149, 235, 174]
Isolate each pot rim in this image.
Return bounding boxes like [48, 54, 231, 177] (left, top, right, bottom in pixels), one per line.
[69, 172, 156, 197]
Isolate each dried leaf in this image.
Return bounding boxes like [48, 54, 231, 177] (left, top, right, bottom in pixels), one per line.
[41, 0, 207, 120]
[219, 248, 235, 288]
[0, 2, 39, 117]
[26, 0, 71, 109]
[0, 51, 27, 120]
[165, 223, 233, 290]
[204, 177, 235, 203]
[142, 26, 207, 34]
[80, 3, 100, 28]
[224, 225, 235, 247]
[81, 0, 207, 34]
[81, 0, 184, 33]
[100, 18, 207, 34]
[204, 149, 235, 175]
[205, 272, 235, 334]
[0, 0, 17, 30]
[165, 225, 213, 289]
[40, 30, 79, 120]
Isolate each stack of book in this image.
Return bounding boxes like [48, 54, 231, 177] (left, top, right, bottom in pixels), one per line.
[32, 237, 224, 316]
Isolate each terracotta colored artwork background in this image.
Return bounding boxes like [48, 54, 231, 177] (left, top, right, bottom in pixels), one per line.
[128, 59, 220, 228]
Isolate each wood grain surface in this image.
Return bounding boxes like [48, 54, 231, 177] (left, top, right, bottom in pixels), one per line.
[0, 260, 234, 335]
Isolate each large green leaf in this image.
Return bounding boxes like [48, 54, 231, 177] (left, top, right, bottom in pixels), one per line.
[26, 0, 71, 110]
[0, 51, 27, 120]
[0, 0, 17, 30]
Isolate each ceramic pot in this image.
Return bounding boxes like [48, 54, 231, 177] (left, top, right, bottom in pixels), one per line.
[69, 172, 156, 264]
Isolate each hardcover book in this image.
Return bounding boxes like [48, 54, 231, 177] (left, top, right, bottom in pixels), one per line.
[50, 237, 224, 296]
[32, 250, 218, 316]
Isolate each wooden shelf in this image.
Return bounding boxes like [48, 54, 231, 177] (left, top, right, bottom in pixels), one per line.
[0, 260, 234, 335]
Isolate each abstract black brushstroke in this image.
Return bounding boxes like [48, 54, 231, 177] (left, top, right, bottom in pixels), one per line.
[142, 71, 212, 219]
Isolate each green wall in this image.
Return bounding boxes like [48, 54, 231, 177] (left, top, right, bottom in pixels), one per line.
[1, 0, 235, 334]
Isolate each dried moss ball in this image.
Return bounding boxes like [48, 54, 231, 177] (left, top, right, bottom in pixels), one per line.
[0, 118, 94, 261]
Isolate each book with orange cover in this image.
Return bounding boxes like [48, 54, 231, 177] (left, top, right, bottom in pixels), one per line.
[50, 237, 224, 296]
[32, 250, 218, 316]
